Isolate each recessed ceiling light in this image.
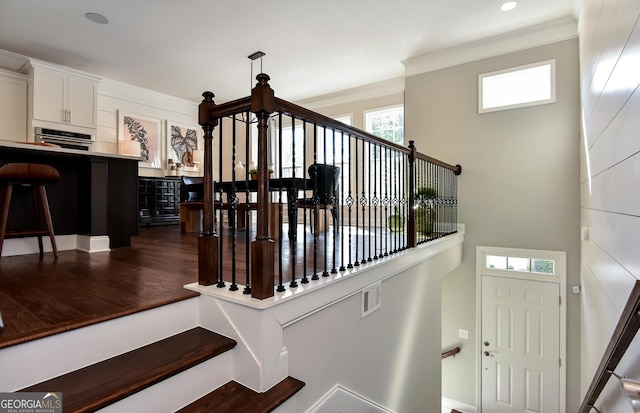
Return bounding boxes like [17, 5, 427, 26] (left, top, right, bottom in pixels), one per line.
[85, 12, 109, 24]
[501, 1, 517, 11]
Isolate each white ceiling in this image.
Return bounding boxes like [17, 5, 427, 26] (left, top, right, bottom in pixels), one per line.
[0, 0, 577, 104]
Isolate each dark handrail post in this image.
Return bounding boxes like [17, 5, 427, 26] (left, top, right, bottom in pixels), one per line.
[197, 91, 219, 285]
[407, 140, 417, 248]
[250, 73, 275, 299]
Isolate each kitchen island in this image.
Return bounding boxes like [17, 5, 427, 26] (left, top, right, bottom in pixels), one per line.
[0, 140, 139, 252]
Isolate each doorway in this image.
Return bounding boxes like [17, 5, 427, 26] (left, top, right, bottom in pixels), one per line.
[476, 246, 566, 413]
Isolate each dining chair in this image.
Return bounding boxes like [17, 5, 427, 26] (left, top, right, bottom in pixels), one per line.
[297, 163, 340, 236]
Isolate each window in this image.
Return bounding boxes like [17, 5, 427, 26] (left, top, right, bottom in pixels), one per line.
[364, 105, 404, 145]
[479, 60, 556, 113]
[486, 254, 555, 275]
[279, 123, 305, 178]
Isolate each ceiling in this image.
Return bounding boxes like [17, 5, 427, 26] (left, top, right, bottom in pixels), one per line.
[0, 0, 577, 104]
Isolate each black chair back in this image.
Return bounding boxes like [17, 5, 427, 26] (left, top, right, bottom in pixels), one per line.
[180, 176, 204, 202]
[308, 163, 340, 204]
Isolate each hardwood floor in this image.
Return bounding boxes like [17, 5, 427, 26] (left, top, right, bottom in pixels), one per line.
[0, 225, 200, 349]
[0, 221, 415, 349]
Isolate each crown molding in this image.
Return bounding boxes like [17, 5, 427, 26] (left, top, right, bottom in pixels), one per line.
[0, 49, 28, 72]
[296, 76, 405, 110]
[403, 16, 578, 77]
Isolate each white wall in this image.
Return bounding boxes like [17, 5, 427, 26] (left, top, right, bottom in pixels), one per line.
[95, 78, 200, 178]
[404, 38, 581, 410]
[578, 0, 640, 410]
[284, 242, 461, 413]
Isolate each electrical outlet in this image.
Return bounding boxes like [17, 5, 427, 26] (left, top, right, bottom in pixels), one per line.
[458, 329, 469, 340]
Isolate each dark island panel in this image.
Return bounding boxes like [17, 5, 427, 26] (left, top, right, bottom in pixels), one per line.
[0, 141, 139, 249]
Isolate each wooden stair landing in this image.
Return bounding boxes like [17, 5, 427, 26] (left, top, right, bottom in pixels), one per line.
[177, 377, 305, 413]
[20, 327, 236, 413]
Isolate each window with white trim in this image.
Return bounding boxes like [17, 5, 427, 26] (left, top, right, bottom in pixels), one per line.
[364, 105, 404, 145]
[479, 60, 556, 113]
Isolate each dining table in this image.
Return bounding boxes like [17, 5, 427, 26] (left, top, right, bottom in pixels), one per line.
[215, 177, 312, 239]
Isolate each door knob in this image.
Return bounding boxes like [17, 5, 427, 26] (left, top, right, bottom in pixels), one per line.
[484, 351, 495, 357]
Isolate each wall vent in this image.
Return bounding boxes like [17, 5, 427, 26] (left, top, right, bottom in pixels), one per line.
[361, 282, 382, 318]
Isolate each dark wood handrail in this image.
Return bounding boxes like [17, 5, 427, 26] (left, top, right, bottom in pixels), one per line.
[199, 92, 462, 175]
[578, 279, 640, 412]
[198, 73, 462, 299]
[441, 346, 461, 360]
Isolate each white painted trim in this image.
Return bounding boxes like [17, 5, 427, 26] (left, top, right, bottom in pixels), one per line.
[99, 77, 200, 111]
[76, 235, 111, 253]
[478, 59, 556, 113]
[0, 49, 29, 72]
[475, 246, 567, 413]
[403, 16, 577, 78]
[0, 234, 111, 256]
[23, 58, 101, 82]
[295, 77, 405, 110]
[442, 397, 477, 413]
[1, 234, 76, 256]
[187, 226, 465, 314]
[306, 384, 396, 413]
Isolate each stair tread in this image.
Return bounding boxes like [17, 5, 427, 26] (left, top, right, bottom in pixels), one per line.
[20, 327, 236, 413]
[177, 376, 305, 413]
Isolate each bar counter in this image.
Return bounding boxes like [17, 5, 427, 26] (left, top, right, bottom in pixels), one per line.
[0, 140, 139, 249]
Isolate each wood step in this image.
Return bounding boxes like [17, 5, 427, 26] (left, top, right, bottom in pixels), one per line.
[177, 376, 305, 413]
[20, 327, 236, 413]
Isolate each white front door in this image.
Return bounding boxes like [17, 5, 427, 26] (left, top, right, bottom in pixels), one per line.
[481, 275, 560, 413]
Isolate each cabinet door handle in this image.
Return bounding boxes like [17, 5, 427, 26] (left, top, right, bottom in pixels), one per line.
[67, 109, 71, 123]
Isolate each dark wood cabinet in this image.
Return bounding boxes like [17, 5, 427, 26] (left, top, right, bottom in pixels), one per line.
[0, 143, 139, 249]
[138, 177, 181, 226]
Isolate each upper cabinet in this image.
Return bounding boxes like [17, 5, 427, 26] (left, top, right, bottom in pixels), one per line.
[25, 59, 100, 135]
[0, 69, 27, 142]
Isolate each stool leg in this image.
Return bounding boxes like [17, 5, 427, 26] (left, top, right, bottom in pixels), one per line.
[37, 185, 58, 258]
[32, 186, 44, 255]
[0, 184, 12, 257]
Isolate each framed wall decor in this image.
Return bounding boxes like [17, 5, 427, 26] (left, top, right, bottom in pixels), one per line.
[118, 111, 162, 169]
[167, 121, 203, 171]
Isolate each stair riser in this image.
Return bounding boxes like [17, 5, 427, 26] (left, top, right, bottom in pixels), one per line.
[0, 298, 199, 391]
[96, 352, 233, 413]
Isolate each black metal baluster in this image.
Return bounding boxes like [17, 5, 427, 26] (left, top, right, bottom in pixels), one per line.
[229, 115, 238, 291]
[354, 137, 360, 267]
[311, 124, 319, 280]
[330, 128, 338, 274]
[339, 130, 346, 272]
[383, 146, 389, 257]
[217, 118, 226, 288]
[322, 126, 329, 277]
[301, 119, 309, 284]
[360, 138, 367, 265]
[346, 133, 354, 269]
[243, 110, 251, 295]
[367, 141, 373, 262]
[277, 113, 285, 292]
[290, 117, 298, 288]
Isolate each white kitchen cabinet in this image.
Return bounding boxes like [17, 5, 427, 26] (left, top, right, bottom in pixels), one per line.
[26, 59, 100, 131]
[0, 69, 27, 142]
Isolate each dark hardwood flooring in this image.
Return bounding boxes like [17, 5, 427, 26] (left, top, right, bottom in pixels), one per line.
[0, 221, 412, 349]
[0, 225, 201, 349]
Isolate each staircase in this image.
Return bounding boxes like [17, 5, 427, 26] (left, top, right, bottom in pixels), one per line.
[3, 298, 304, 412]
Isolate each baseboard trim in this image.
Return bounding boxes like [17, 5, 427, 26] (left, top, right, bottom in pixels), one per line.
[77, 235, 111, 253]
[306, 384, 395, 413]
[442, 397, 477, 413]
[1, 234, 111, 256]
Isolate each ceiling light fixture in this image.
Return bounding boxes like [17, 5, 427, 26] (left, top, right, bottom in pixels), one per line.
[85, 12, 109, 24]
[501, 1, 517, 11]
[248, 51, 266, 88]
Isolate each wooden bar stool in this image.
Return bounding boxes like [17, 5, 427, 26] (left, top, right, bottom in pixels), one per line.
[0, 163, 60, 258]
